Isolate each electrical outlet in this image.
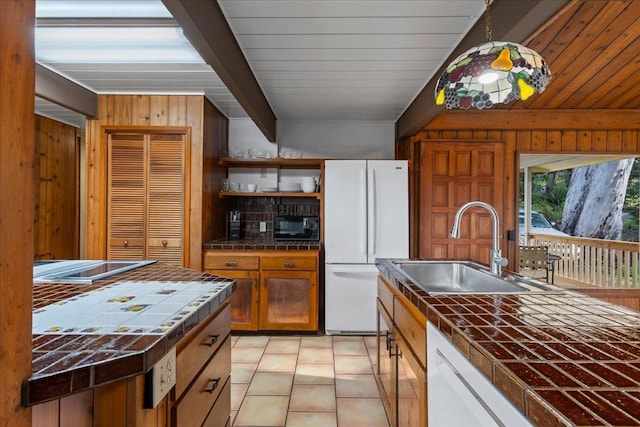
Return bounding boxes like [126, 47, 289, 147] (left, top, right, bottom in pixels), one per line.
[260, 221, 267, 232]
[144, 346, 176, 408]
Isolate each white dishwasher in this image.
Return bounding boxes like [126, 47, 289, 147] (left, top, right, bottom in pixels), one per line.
[427, 322, 533, 426]
[325, 264, 379, 335]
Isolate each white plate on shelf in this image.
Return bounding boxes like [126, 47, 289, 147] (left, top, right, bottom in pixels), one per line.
[260, 187, 278, 192]
[278, 183, 301, 192]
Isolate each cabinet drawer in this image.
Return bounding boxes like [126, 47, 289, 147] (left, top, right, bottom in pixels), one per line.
[202, 378, 231, 427]
[394, 295, 427, 368]
[175, 303, 231, 398]
[377, 276, 395, 316]
[174, 336, 231, 427]
[204, 253, 259, 270]
[261, 255, 317, 271]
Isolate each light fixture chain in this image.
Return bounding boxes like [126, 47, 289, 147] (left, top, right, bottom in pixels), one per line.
[485, 0, 492, 42]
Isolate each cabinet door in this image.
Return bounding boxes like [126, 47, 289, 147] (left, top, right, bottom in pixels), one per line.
[395, 333, 426, 427]
[208, 270, 259, 331]
[107, 133, 146, 260]
[259, 271, 317, 330]
[376, 299, 396, 427]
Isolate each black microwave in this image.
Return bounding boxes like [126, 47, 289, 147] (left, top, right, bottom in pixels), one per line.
[274, 216, 320, 241]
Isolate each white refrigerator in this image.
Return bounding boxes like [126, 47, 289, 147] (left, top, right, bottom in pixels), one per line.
[324, 160, 408, 334]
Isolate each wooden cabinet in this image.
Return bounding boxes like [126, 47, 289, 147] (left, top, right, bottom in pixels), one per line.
[107, 129, 189, 266]
[204, 250, 319, 331]
[376, 275, 427, 427]
[172, 302, 231, 427]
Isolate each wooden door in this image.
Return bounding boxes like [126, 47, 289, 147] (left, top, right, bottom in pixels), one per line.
[107, 129, 188, 266]
[147, 132, 186, 265]
[207, 269, 260, 331]
[259, 271, 317, 331]
[419, 141, 505, 265]
[108, 133, 146, 259]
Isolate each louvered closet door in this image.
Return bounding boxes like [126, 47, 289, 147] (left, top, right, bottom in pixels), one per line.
[147, 133, 185, 265]
[107, 134, 146, 259]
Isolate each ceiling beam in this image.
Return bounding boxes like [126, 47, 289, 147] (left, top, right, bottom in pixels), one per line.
[35, 63, 97, 118]
[162, 0, 277, 142]
[395, 0, 570, 140]
[425, 109, 640, 131]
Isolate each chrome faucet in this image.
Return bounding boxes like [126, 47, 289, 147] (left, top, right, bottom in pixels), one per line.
[450, 201, 508, 276]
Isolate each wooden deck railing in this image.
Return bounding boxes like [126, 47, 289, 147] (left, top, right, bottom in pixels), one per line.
[527, 233, 640, 288]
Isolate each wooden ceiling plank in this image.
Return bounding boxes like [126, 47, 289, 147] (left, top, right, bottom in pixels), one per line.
[572, 38, 640, 108]
[543, 8, 640, 109]
[525, 1, 630, 109]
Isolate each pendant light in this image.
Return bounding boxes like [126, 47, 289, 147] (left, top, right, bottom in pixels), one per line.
[434, 0, 551, 109]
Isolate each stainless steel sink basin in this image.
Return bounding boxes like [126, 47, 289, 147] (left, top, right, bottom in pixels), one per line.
[390, 260, 555, 295]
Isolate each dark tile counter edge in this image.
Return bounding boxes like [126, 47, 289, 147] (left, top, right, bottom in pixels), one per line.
[203, 239, 321, 251]
[376, 258, 576, 427]
[22, 281, 236, 406]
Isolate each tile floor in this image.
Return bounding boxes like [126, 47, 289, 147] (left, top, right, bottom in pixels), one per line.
[230, 335, 391, 427]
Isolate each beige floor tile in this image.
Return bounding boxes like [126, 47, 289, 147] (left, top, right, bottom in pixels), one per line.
[234, 395, 289, 427]
[231, 362, 258, 384]
[300, 335, 333, 348]
[231, 410, 238, 426]
[269, 335, 302, 341]
[257, 353, 298, 373]
[336, 397, 390, 427]
[289, 384, 336, 413]
[232, 347, 265, 364]
[331, 335, 363, 342]
[364, 335, 378, 349]
[285, 412, 337, 427]
[333, 339, 367, 356]
[294, 363, 335, 385]
[298, 347, 333, 364]
[265, 339, 301, 354]
[334, 355, 374, 375]
[247, 372, 294, 396]
[234, 335, 270, 348]
[335, 374, 380, 398]
[231, 383, 249, 411]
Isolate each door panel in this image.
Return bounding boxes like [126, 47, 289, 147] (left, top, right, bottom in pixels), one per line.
[419, 141, 505, 265]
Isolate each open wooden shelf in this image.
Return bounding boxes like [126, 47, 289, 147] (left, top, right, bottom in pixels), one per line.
[219, 157, 324, 169]
[219, 191, 321, 200]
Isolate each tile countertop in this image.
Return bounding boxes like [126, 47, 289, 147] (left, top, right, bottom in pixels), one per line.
[376, 258, 640, 427]
[203, 238, 321, 251]
[24, 262, 235, 406]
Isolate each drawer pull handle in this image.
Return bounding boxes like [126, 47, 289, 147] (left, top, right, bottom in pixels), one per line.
[123, 240, 129, 247]
[225, 261, 238, 267]
[205, 378, 221, 394]
[284, 260, 295, 268]
[162, 240, 168, 246]
[204, 334, 220, 347]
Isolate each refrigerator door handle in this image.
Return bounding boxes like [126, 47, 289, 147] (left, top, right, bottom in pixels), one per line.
[368, 168, 376, 256]
[360, 169, 367, 256]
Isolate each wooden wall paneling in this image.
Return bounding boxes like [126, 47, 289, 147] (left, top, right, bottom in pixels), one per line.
[186, 96, 203, 270]
[132, 95, 151, 125]
[502, 130, 519, 269]
[531, 130, 546, 151]
[560, 130, 577, 152]
[623, 130, 639, 152]
[576, 131, 592, 152]
[1, 3, 35, 426]
[516, 130, 532, 151]
[34, 116, 79, 260]
[94, 381, 127, 426]
[591, 130, 608, 152]
[59, 390, 93, 427]
[546, 130, 562, 152]
[150, 95, 170, 126]
[32, 400, 58, 427]
[112, 96, 132, 126]
[168, 95, 188, 125]
[607, 130, 623, 152]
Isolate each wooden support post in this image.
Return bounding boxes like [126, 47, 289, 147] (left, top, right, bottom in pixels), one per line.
[0, 1, 35, 426]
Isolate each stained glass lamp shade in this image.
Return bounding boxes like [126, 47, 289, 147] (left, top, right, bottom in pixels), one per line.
[435, 41, 551, 109]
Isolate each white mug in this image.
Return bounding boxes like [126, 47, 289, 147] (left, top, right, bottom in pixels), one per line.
[247, 184, 257, 192]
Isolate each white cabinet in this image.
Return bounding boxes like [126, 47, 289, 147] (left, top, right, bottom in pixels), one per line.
[427, 322, 532, 427]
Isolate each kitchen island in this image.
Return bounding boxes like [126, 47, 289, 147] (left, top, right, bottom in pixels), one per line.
[26, 262, 235, 427]
[376, 258, 640, 427]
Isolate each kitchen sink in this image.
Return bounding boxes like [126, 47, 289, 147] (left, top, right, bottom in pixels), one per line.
[389, 260, 556, 295]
